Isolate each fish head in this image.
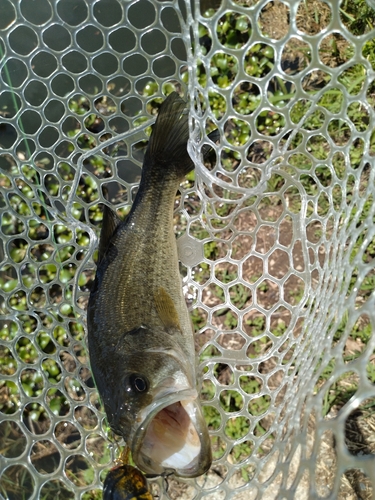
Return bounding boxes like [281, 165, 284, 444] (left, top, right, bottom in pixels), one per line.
[97, 338, 212, 479]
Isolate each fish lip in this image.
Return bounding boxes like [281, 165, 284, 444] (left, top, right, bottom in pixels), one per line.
[131, 388, 212, 478]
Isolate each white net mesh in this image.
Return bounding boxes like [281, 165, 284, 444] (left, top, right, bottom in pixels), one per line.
[0, 0, 375, 498]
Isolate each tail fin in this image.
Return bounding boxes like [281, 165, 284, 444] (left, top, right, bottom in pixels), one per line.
[144, 92, 194, 179]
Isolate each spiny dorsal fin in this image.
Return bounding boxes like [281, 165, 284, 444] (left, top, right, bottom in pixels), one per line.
[97, 204, 122, 264]
[154, 286, 182, 335]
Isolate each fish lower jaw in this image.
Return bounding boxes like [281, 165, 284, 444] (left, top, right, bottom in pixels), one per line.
[160, 438, 200, 469]
[135, 398, 212, 478]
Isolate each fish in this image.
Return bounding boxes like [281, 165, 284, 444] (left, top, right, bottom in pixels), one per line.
[103, 464, 153, 500]
[87, 92, 213, 478]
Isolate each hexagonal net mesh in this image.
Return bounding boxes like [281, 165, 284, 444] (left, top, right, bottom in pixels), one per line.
[0, 0, 375, 498]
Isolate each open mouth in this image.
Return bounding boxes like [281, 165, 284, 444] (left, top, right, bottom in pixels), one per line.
[141, 399, 200, 468]
[133, 392, 211, 478]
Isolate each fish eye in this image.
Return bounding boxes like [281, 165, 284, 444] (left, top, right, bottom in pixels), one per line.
[126, 374, 149, 394]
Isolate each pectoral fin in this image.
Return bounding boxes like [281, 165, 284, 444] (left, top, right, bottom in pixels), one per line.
[154, 287, 182, 334]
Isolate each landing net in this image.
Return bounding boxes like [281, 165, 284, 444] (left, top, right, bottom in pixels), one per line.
[0, 1, 374, 499]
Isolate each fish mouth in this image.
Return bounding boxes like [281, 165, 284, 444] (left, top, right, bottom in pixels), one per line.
[132, 387, 212, 478]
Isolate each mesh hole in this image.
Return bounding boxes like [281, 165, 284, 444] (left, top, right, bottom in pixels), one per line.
[9, 25, 38, 56]
[43, 25, 71, 51]
[76, 25, 104, 53]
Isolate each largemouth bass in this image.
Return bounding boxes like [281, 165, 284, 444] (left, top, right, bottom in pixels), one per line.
[87, 92, 212, 478]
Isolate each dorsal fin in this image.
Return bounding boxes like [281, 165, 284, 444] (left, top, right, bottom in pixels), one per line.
[97, 204, 122, 264]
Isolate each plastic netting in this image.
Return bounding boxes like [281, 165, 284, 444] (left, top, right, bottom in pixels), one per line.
[0, 0, 375, 498]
